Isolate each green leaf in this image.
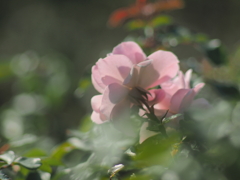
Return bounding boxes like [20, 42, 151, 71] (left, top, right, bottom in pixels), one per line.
[147, 120, 161, 132]
[128, 175, 152, 180]
[42, 157, 63, 166]
[79, 77, 91, 90]
[79, 115, 93, 132]
[0, 62, 13, 82]
[51, 142, 76, 161]
[108, 164, 124, 178]
[39, 162, 52, 173]
[14, 157, 42, 170]
[51, 169, 71, 180]
[76, 77, 91, 98]
[126, 20, 146, 30]
[194, 33, 209, 43]
[68, 137, 92, 151]
[0, 151, 15, 165]
[24, 148, 47, 158]
[10, 134, 37, 147]
[0, 162, 6, 168]
[135, 134, 180, 167]
[19, 166, 30, 177]
[150, 15, 172, 27]
[163, 114, 183, 124]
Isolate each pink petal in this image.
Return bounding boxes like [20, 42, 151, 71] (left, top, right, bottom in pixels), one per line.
[153, 90, 171, 111]
[124, 60, 154, 88]
[100, 83, 129, 120]
[91, 95, 103, 112]
[137, 59, 162, 88]
[141, 92, 170, 117]
[161, 69, 193, 96]
[91, 111, 105, 124]
[133, 51, 179, 89]
[154, 108, 170, 118]
[175, 71, 186, 89]
[148, 89, 166, 105]
[178, 89, 195, 113]
[112, 41, 146, 64]
[139, 122, 158, 144]
[170, 89, 191, 114]
[123, 65, 139, 87]
[97, 55, 133, 87]
[147, 50, 179, 83]
[148, 89, 158, 102]
[170, 83, 205, 114]
[91, 65, 105, 93]
[124, 50, 180, 89]
[159, 62, 180, 84]
[124, 59, 163, 89]
[178, 83, 205, 111]
[161, 71, 185, 96]
[193, 83, 205, 94]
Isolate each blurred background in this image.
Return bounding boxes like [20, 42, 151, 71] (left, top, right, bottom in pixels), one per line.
[1, 1, 240, 179]
[0, 0, 240, 144]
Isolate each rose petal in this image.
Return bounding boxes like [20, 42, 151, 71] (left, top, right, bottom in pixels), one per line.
[112, 41, 146, 64]
[100, 83, 129, 120]
[148, 89, 166, 105]
[159, 62, 180, 84]
[123, 65, 139, 87]
[148, 50, 179, 83]
[169, 89, 191, 114]
[193, 83, 205, 94]
[133, 51, 179, 89]
[175, 71, 186, 89]
[97, 55, 133, 87]
[178, 89, 195, 113]
[161, 70, 192, 96]
[152, 89, 171, 111]
[91, 95, 103, 112]
[169, 82, 205, 114]
[91, 111, 105, 124]
[154, 108, 170, 118]
[161, 71, 185, 96]
[178, 83, 205, 111]
[137, 59, 162, 88]
[92, 65, 105, 93]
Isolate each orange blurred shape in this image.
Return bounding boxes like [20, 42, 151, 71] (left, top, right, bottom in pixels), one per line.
[108, 0, 184, 27]
[0, 144, 10, 154]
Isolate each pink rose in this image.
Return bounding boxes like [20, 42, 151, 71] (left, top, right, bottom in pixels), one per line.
[140, 70, 208, 143]
[91, 41, 179, 125]
[153, 70, 206, 116]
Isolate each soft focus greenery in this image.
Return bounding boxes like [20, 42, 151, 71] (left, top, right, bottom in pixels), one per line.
[0, 0, 240, 180]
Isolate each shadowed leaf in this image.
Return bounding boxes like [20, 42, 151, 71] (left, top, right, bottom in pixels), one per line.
[0, 151, 15, 165]
[14, 157, 41, 170]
